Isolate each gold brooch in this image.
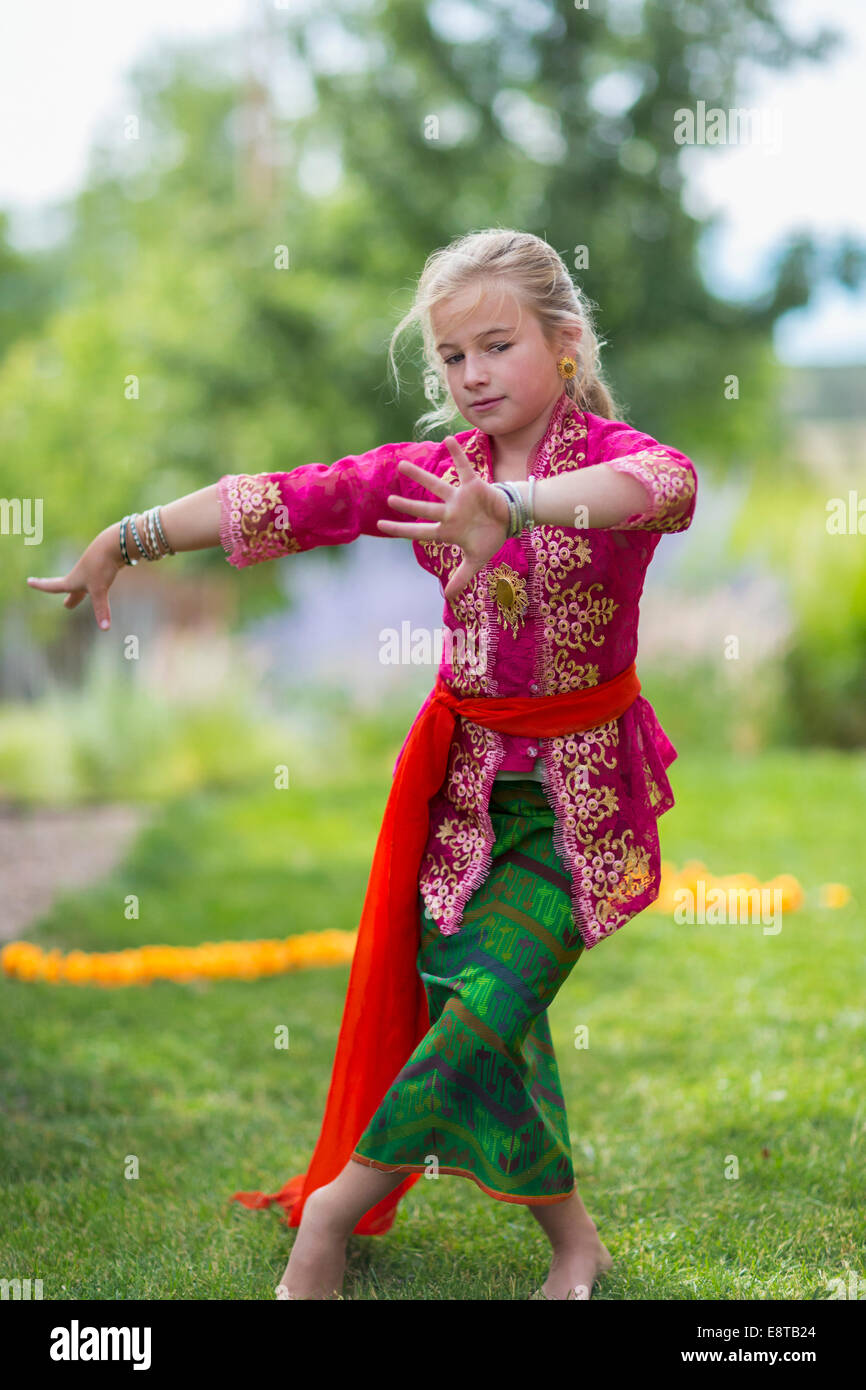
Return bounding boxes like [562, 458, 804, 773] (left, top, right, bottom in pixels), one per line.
[487, 562, 528, 636]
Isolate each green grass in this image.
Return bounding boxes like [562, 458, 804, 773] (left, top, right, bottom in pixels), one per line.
[1, 745, 864, 1300]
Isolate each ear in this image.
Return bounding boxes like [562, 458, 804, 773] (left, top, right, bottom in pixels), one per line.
[559, 327, 582, 358]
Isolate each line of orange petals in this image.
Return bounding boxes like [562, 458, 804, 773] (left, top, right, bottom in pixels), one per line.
[0, 868, 851, 986]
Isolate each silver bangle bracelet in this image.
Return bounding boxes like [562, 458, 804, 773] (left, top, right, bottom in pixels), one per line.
[144, 508, 158, 559]
[119, 515, 136, 565]
[493, 480, 535, 538]
[128, 514, 150, 561]
[117, 506, 174, 565]
[492, 482, 519, 537]
[152, 506, 174, 555]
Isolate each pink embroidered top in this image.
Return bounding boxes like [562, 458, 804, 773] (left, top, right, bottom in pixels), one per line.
[217, 388, 698, 950]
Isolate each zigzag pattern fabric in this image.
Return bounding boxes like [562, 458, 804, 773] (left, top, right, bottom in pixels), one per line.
[351, 778, 585, 1205]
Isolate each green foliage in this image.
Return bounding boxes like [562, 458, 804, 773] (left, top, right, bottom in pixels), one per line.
[2, 0, 862, 760]
[3, 0, 853, 620]
[636, 659, 789, 762]
[0, 639, 296, 805]
[728, 469, 866, 748]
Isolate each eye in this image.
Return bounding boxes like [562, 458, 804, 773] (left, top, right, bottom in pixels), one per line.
[443, 341, 512, 366]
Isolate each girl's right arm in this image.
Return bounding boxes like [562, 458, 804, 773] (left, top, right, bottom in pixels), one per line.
[217, 441, 435, 568]
[25, 483, 223, 631]
[26, 440, 435, 630]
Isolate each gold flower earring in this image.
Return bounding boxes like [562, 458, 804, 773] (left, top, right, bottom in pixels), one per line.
[557, 355, 577, 380]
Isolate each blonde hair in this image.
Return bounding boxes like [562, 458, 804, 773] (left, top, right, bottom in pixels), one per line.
[387, 228, 621, 438]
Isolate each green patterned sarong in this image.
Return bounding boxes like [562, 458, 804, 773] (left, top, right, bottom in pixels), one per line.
[350, 779, 585, 1205]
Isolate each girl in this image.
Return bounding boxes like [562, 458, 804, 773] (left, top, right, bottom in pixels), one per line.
[27, 229, 698, 1301]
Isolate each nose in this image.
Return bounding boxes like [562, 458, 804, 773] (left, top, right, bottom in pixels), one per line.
[461, 352, 490, 388]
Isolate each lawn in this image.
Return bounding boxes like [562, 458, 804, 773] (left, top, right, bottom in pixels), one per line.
[1, 745, 864, 1300]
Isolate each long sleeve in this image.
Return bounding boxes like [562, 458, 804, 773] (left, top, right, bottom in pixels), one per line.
[217, 439, 436, 568]
[588, 416, 698, 533]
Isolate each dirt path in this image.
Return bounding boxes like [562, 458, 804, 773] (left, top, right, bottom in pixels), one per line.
[0, 803, 152, 942]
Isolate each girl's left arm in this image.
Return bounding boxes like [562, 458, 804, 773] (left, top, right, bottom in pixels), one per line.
[217, 440, 437, 568]
[532, 419, 698, 533]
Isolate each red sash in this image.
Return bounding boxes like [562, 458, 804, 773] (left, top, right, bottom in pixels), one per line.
[230, 660, 640, 1233]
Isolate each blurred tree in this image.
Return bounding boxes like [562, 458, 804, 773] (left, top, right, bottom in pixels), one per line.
[282, 0, 857, 455]
[0, 211, 59, 357]
[2, 0, 862, 627]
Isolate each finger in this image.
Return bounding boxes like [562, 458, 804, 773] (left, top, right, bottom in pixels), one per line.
[443, 556, 480, 604]
[385, 494, 446, 519]
[25, 576, 72, 592]
[90, 590, 111, 629]
[395, 459, 454, 500]
[376, 517, 444, 540]
[444, 436, 476, 483]
[63, 591, 87, 610]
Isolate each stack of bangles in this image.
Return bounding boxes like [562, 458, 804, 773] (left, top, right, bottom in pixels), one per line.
[491, 477, 537, 539]
[118, 508, 175, 564]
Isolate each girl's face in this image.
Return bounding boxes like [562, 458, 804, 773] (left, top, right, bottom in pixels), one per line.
[431, 283, 574, 436]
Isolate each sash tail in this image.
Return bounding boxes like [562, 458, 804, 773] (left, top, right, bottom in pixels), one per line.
[230, 691, 460, 1235]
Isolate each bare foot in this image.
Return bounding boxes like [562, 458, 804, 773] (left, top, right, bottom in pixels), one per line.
[274, 1188, 348, 1301]
[538, 1223, 613, 1300]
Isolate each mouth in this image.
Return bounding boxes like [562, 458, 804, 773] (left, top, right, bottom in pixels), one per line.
[469, 396, 504, 410]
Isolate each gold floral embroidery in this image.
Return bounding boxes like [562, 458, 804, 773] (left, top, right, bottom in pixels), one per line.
[529, 412, 621, 686]
[547, 720, 621, 848]
[607, 448, 696, 532]
[549, 657, 600, 692]
[487, 561, 528, 636]
[601, 840, 653, 906]
[580, 829, 652, 921]
[416, 396, 677, 944]
[439, 729, 490, 812]
[419, 720, 498, 923]
[224, 473, 301, 563]
[525, 406, 642, 933]
[642, 754, 663, 808]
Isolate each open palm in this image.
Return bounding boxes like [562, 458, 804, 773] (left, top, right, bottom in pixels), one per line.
[377, 436, 509, 603]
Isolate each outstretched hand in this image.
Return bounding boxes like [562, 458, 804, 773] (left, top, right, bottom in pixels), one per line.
[25, 529, 124, 630]
[377, 437, 510, 603]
